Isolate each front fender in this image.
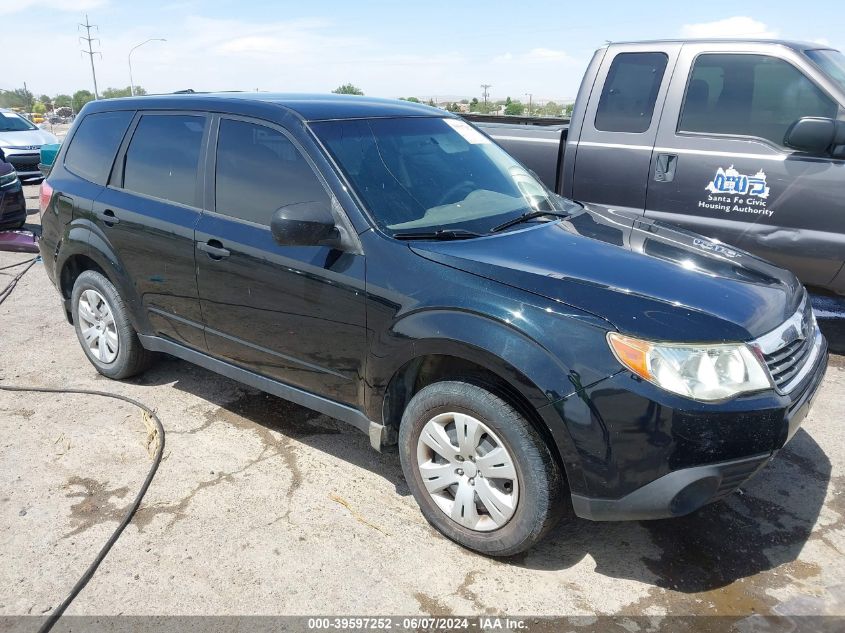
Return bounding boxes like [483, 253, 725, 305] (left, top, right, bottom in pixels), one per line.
[365, 303, 619, 422]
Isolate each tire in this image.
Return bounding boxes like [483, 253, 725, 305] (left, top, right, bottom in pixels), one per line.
[71, 270, 155, 379]
[399, 381, 567, 556]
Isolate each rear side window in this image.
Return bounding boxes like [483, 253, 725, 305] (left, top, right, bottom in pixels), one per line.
[64, 111, 133, 185]
[678, 54, 837, 147]
[214, 118, 329, 225]
[122, 114, 205, 207]
[595, 52, 668, 133]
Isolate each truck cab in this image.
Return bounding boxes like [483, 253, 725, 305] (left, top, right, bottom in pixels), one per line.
[479, 40, 845, 295]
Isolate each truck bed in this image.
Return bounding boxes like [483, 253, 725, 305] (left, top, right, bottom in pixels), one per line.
[469, 120, 568, 191]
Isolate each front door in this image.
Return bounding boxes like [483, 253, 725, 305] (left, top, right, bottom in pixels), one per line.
[646, 44, 844, 289]
[194, 116, 366, 407]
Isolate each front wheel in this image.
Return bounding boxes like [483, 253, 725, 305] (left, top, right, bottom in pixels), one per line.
[399, 381, 567, 556]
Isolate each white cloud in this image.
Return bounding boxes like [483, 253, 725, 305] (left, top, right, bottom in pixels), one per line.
[680, 16, 779, 39]
[0, 0, 108, 16]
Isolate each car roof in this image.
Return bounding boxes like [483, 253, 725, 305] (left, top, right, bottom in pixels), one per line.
[607, 39, 833, 51]
[81, 92, 450, 122]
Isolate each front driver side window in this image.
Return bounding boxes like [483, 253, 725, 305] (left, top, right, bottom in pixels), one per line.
[679, 53, 837, 147]
[215, 118, 330, 226]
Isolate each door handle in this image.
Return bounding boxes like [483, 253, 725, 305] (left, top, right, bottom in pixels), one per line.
[654, 153, 678, 183]
[96, 208, 120, 226]
[198, 240, 231, 260]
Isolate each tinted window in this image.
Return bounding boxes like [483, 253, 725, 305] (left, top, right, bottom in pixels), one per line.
[123, 114, 205, 206]
[679, 54, 837, 146]
[64, 111, 133, 185]
[215, 119, 328, 225]
[595, 52, 668, 133]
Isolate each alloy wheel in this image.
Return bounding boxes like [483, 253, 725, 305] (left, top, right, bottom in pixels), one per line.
[77, 288, 119, 364]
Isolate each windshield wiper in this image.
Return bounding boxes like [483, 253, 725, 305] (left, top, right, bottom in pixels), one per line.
[489, 210, 570, 234]
[393, 228, 485, 241]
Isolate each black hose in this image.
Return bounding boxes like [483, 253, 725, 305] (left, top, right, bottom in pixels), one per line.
[2, 248, 166, 630]
[0, 385, 165, 633]
[0, 257, 38, 305]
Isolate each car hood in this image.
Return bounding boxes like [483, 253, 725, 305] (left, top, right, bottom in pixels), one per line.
[0, 128, 58, 148]
[409, 206, 803, 342]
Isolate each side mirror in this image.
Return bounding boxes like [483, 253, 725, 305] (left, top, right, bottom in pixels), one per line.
[784, 117, 836, 154]
[270, 201, 343, 248]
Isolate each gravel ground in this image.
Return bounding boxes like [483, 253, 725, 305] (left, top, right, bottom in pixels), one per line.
[1, 184, 844, 627]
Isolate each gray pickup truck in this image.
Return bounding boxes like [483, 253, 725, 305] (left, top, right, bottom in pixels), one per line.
[472, 40, 845, 296]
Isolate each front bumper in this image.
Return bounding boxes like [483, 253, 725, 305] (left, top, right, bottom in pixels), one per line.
[3, 150, 42, 180]
[0, 183, 27, 228]
[553, 333, 828, 521]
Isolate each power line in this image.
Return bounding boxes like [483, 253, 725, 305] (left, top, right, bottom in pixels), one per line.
[480, 84, 491, 106]
[79, 14, 102, 100]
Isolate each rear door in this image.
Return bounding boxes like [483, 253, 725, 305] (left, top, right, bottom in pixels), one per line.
[569, 44, 681, 214]
[194, 115, 366, 407]
[94, 111, 209, 349]
[645, 42, 844, 289]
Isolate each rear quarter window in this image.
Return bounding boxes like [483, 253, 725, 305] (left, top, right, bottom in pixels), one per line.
[64, 111, 134, 185]
[595, 52, 668, 133]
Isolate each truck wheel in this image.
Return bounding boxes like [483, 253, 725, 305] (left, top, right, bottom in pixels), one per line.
[71, 270, 154, 379]
[399, 381, 567, 556]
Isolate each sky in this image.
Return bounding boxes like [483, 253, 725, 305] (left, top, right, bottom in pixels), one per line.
[2, 0, 843, 103]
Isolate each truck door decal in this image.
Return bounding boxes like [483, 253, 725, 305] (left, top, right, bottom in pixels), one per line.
[701, 166, 772, 217]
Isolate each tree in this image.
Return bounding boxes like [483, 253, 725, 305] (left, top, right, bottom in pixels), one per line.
[469, 97, 479, 112]
[563, 102, 574, 117]
[401, 96, 421, 103]
[72, 90, 95, 112]
[0, 88, 34, 110]
[332, 83, 364, 95]
[33, 102, 47, 114]
[54, 94, 72, 108]
[38, 95, 53, 111]
[102, 86, 146, 99]
[504, 99, 525, 116]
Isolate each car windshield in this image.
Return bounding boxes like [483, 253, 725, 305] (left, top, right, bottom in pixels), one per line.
[805, 49, 845, 92]
[0, 112, 37, 132]
[310, 116, 576, 235]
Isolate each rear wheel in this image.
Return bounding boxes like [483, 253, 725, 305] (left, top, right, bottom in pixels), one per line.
[399, 381, 567, 556]
[71, 270, 154, 379]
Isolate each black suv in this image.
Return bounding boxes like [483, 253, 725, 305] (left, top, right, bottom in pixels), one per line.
[39, 94, 828, 555]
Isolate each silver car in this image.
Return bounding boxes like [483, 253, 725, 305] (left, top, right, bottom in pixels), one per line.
[0, 108, 59, 181]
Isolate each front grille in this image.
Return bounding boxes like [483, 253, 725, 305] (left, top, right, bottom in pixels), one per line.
[9, 154, 40, 170]
[755, 297, 818, 394]
[711, 455, 769, 500]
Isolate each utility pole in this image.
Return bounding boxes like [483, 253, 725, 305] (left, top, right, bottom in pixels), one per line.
[481, 84, 491, 111]
[525, 93, 533, 117]
[79, 14, 101, 100]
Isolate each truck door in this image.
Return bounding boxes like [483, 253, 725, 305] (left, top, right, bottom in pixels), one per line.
[645, 42, 844, 290]
[569, 44, 680, 215]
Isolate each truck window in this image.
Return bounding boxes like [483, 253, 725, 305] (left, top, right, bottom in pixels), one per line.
[64, 111, 133, 185]
[214, 119, 329, 226]
[594, 52, 668, 133]
[122, 114, 205, 207]
[678, 54, 837, 147]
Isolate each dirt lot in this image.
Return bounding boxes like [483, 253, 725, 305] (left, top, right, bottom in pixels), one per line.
[1, 184, 844, 627]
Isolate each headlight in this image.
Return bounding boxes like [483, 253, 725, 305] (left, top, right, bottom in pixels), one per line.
[607, 332, 771, 401]
[0, 171, 19, 188]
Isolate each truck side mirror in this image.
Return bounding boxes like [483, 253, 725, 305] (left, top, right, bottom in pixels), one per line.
[270, 201, 344, 249]
[784, 117, 836, 155]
